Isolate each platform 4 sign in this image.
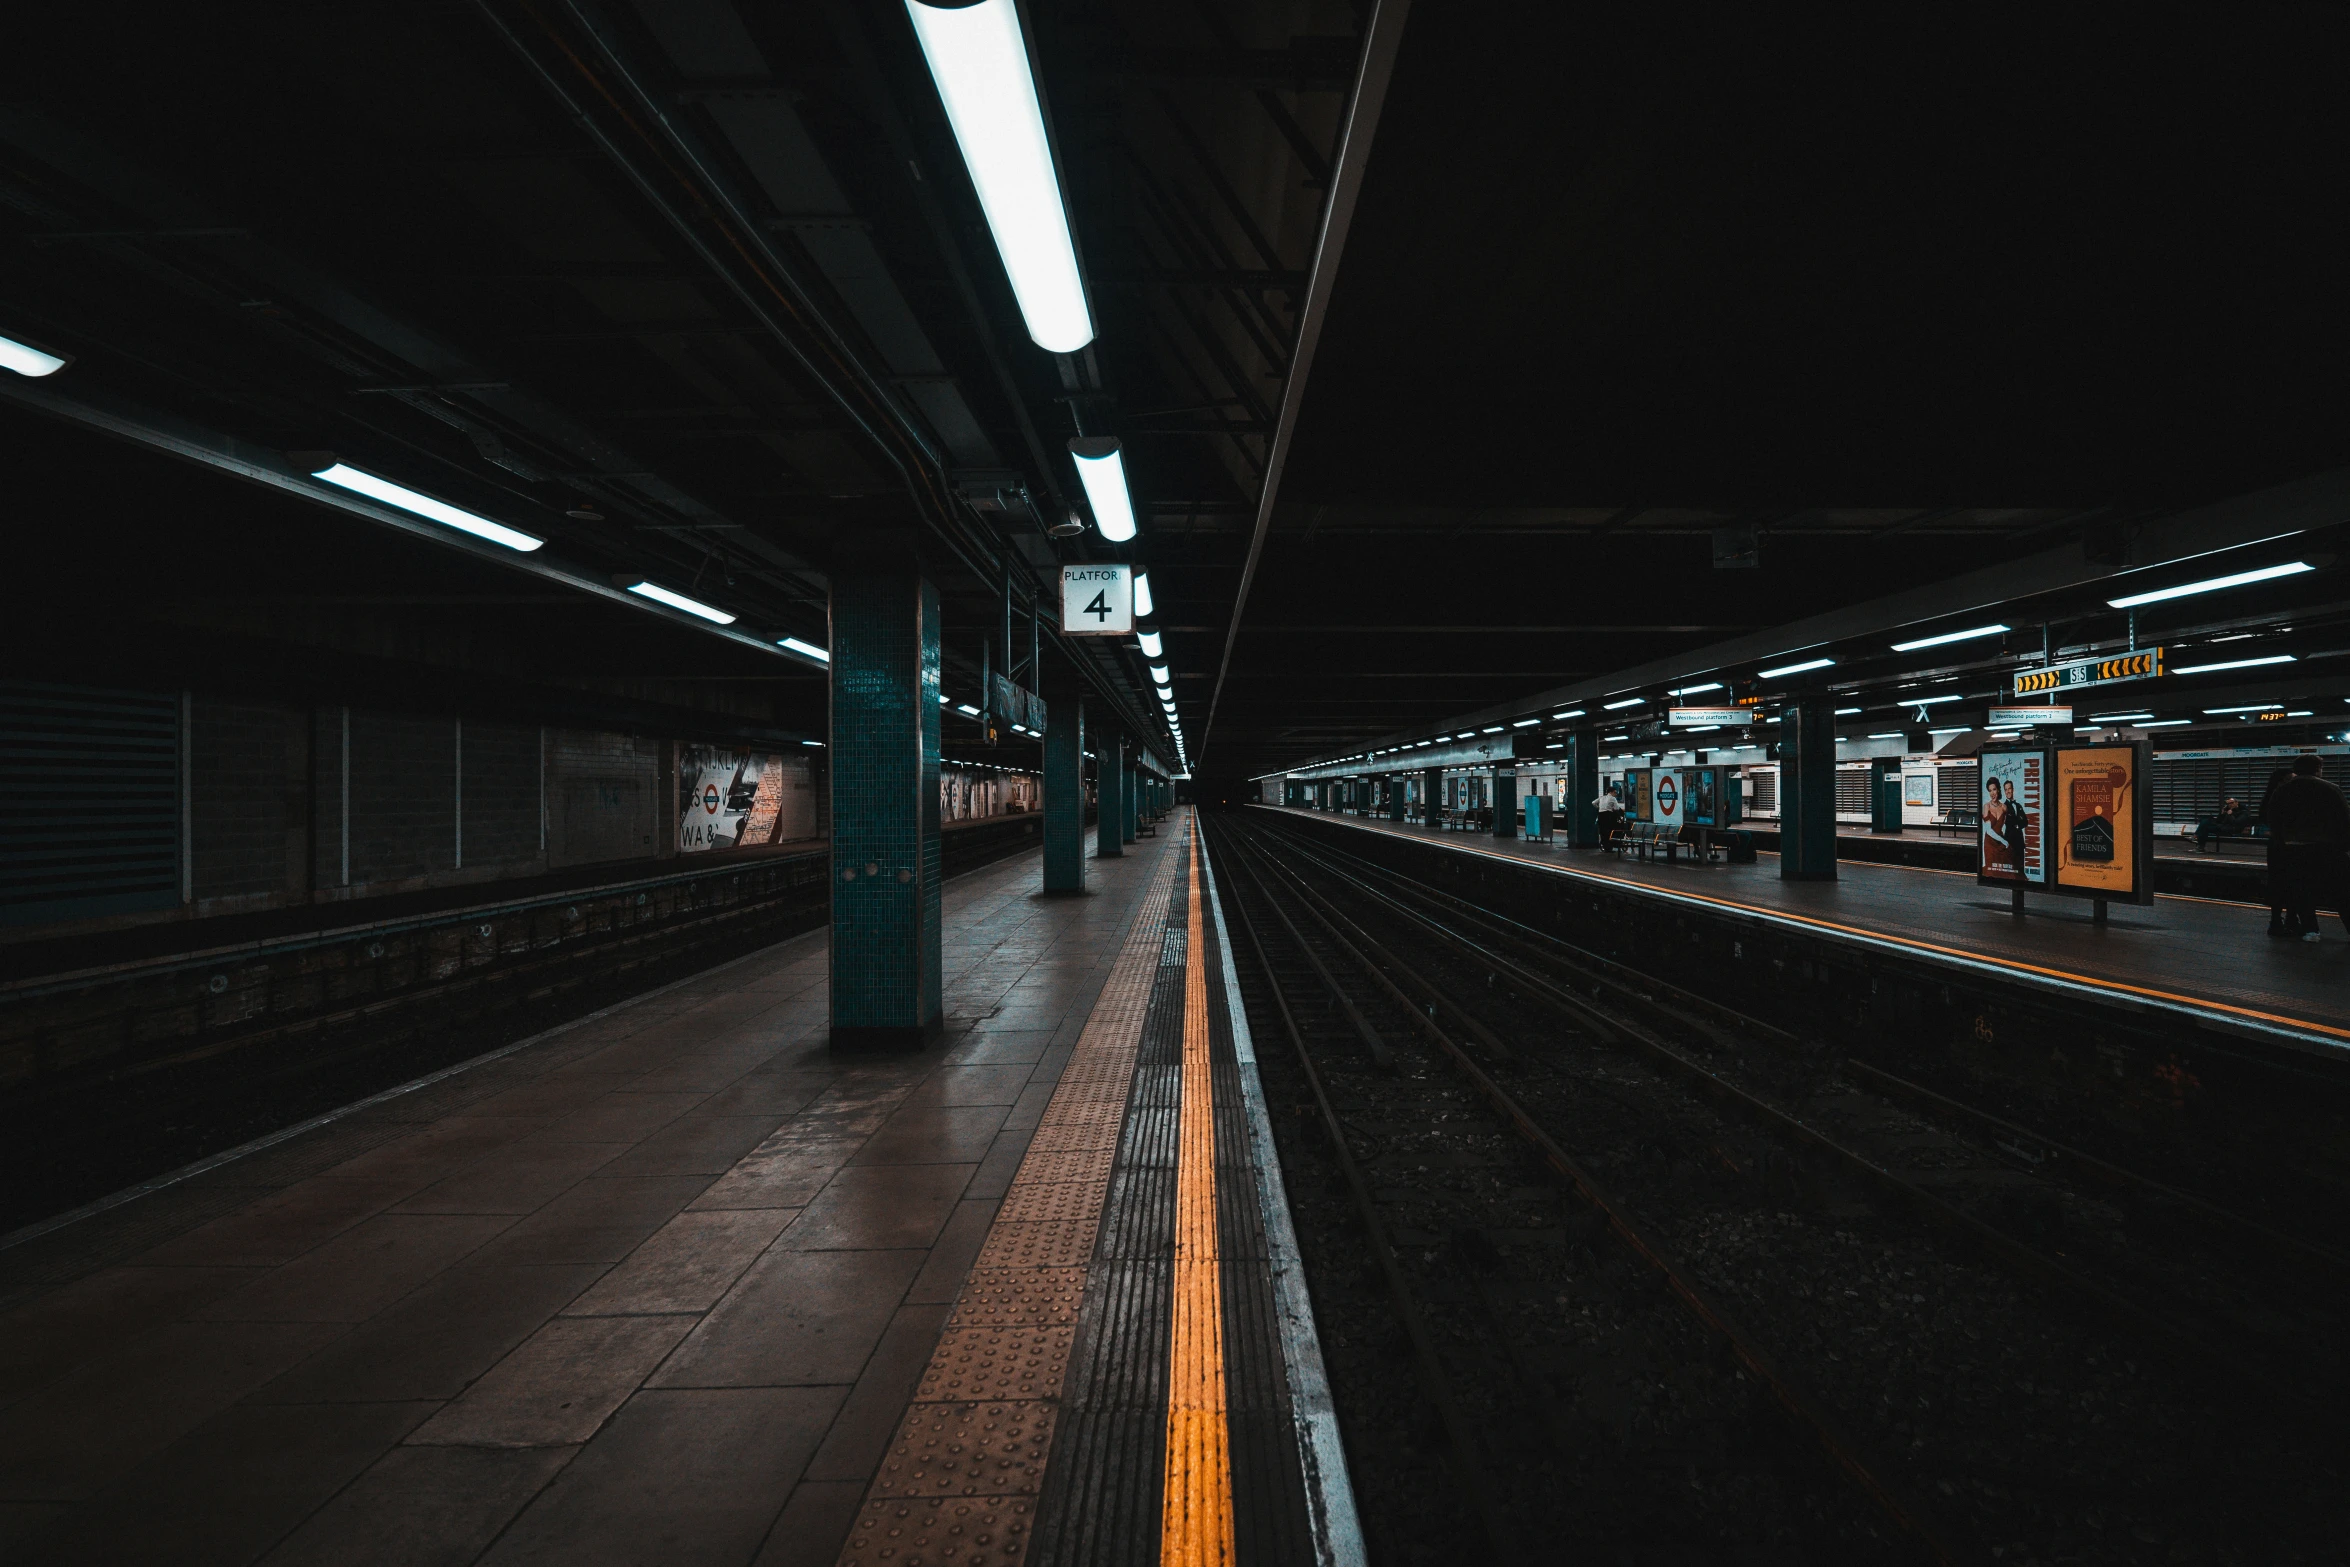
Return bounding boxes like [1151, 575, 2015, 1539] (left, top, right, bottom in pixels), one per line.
[1060, 564, 1132, 636]
[2012, 648, 2162, 698]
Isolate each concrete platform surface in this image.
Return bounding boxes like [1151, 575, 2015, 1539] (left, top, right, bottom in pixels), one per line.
[0, 832, 1178, 1567]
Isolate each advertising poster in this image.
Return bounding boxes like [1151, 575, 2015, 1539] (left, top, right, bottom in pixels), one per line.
[1690, 768, 1719, 826]
[1626, 768, 1652, 821]
[2055, 745, 2140, 898]
[1976, 748, 2048, 885]
[678, 749, 805, 852]
[1652, 768, 1684, 827]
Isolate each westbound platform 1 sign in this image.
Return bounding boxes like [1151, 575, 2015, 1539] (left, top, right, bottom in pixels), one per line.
[1060, 564, 1133, 635]
[1669, 706, 1748, 726]
[2012, 648, 2162, 698]
[1989, 706, 2073, 726]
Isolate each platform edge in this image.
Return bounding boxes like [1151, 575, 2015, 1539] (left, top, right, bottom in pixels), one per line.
[1198, 828, 1368, 1567]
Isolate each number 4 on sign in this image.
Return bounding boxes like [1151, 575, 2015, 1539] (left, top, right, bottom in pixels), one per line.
[1085, 590, 1111, 622]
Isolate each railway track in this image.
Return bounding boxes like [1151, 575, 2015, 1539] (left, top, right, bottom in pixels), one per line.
[1208, 812, 2343, 1565]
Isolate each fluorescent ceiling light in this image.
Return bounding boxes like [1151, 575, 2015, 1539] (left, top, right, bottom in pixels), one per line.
[1552, 709, 1584, 720]
[1455, 732, 1474, 740]
[1867, 732, 1905, 739]
[904, 0, 1091, 352]
[1132, 572, 1154, 618]
[1890, 623, 2010, 652]
[2090, 711, 2153, 721]
[1759, 657, 1835, 678]
[1603, 733, 1629, 742]
[956, 703, 982, 717]
[1682, 725, 1719, 733]
[2203, 704, 2283, 714]
[1070, 438, 1137, 541]
[2288, 709, 2315, 716]
[1480, 725, 1504, 734]
[1670, 682, 1723, 696]
[778, 637, 830, 663]
[1930, 727, 1972, 735]
[1834, 707, 1862, 716]
[1906, 694, 1963, 706]
[1137, 631, 1163, 658]
[0, 332, 68, 377]
[626, 581, 735, 623]
[1603, 697, 1645, 710]
[1149, 664, 1170, 685]
[2107, 560, 2313, 608]
[1511, 718, 1538, 728]
[2139, 719, 2192, 727]
[311, 463, 543, 553]
[2169, 654, 2296, 675]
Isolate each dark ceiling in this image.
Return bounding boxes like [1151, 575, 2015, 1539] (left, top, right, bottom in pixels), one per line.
[1209, 5, 2350, 777]
[4, 5, 2347, 787]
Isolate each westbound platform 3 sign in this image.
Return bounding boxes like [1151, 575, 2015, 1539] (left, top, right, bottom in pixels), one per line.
[1669, 707, 1747, 726]
[1060, 564, 1132, 635]
[2012, 648, 2162, 698]
[1989, 706, 2072, 726]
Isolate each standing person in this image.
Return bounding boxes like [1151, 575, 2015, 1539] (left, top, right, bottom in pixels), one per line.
[2261, 756, 2350, 943]
[2259, 765, 2296, 936]
[1593, 782, 1625, 848]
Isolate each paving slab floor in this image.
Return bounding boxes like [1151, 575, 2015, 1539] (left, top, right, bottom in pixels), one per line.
[0, 829, 1176, 1567]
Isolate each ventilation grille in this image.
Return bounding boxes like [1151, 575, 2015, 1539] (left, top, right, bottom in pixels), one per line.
[1, 681, 180, 924]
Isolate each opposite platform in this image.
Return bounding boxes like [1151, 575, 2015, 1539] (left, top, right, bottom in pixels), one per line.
[0, 829, 1187, 1565]
[1272, 806, 2350, 1052]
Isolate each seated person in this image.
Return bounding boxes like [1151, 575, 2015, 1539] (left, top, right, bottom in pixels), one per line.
[2195, 797, 2256, 850]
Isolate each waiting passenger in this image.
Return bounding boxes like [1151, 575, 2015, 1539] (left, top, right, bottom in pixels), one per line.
[2262, 756, 2350, 942]
[1593, 785, 1625, 847]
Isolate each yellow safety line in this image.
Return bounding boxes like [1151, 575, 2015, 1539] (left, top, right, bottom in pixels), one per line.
[1161, 819, 1235, 1566]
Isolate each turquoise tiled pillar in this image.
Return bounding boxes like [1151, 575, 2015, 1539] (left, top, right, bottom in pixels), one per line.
[1387, 775, 1406, 821]
[1567, 731, 1601, 847]
[827, 538, 942, 1049]
[1043, 681, 1084, 894]
[1097, 732, 1124, 858]
[1122, 763, 1138, 843]
[1781, 694, 1839, 881]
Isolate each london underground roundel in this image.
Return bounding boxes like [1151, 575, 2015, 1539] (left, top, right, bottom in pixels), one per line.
[1657, 776, 1678, 816]
[703, 783, 721, 814]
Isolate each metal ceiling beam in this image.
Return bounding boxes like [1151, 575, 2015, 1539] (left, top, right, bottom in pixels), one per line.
[1199, 0, 1412, 768]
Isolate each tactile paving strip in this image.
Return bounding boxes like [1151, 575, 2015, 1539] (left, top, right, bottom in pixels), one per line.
[839, 1495, 1033, 1567]
[836, 826, 1185, 1567]
[994, 1180, 1112, 1225]
[917, 1325, 1079, 1402]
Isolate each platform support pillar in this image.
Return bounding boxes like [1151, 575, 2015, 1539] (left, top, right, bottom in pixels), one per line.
[1493, 764, 1518, 838]
[1043, 682, 1085, 894]
[1567, 731, 1601, 847]
[1122, 763, 1138, 843]
[1097, 733, 1124, 857]
[1423, 766, 1442, 827]
[1779, 694, 1838, 882]
[1388, 774, 1407, 821]
[826, 532, 942, 1049]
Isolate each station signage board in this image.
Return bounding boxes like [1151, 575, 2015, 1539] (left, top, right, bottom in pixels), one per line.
[1060, 564, 1133, 636]
[1988, 706, 2072, 726]
[1669, 707, 1747, 727]
[2012, 649, 2162, 698]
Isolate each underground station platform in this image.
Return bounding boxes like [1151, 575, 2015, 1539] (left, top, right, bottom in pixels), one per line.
[0, 813, 1354, 1567]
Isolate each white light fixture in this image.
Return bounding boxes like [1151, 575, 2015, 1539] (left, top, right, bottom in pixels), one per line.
[778, 637, 830, 663]
[803, 739, 825, 747]
[311, 463, 544, 553]
[1682, 724, 1719, 733]
[1890, 623, 2010, 653]
[1602, 697, 1645, 710]
[1133, 572, 1154, 617]
[2139, 719, 2192, 727]
[1834, 707, 1862, 716]
[904, 0, 1092, 352]
[1669, 682, 1723, 696]
[1867, 732, 1905, 739]
[1510, 718, 1538, 728]
[1070, 437, 1136, 541]
[2107, 560, 2313, 608]
[2090, 711, 2154, 721]
[1603, 733, 1629, 742]
[2168, 654, 2297, 675]
[1480, 725, 1504, 734]
[1149, 664, 1171, 685]
[1905, 694, 1963, 707]
[1138, 630, 1163, 658]
[627, 581, 735, 624]
[0, 332, 69, 378]
[2202, 704, 2284, 714]
[1929, 726, 1972, 736]
[1759, 656, 1835, 678]
[956, 703, 982, 717]
[2288, 709, 2315, 716]
[1552, 709, 1585, 720]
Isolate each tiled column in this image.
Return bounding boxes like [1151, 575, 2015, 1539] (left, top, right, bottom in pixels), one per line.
[1097, 731, 1124, 858]
[1043, 680, 1085, 894]
[1122, 762, 1139, 843]
[828, 536, 943, 1049]
[1422, 766, 1442, 827]
[1493, 764, 1519, 838]
[1566, 730, 1601, 847]
[1780, 694, 1839, 881]
[1387, 774, 1406, 820]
